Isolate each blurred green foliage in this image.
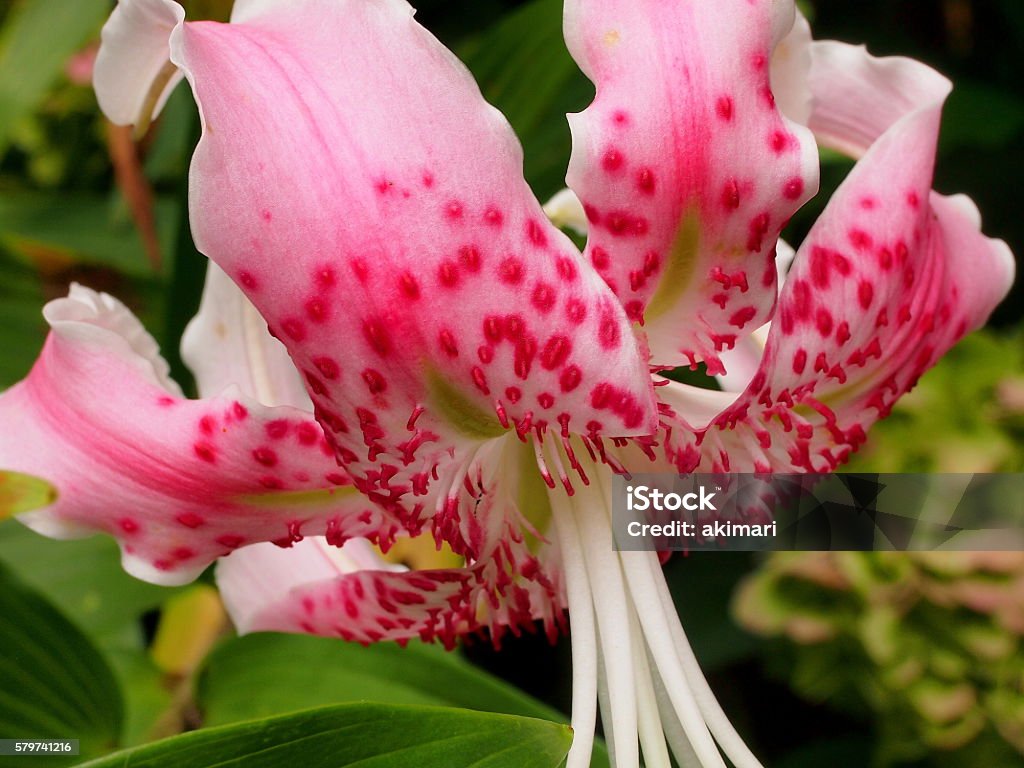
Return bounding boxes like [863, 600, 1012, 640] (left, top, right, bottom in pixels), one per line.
[735, 552, 1024, 767]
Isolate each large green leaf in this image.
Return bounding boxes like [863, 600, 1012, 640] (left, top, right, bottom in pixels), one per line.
[78, 703, 572, 768]
[199, 633, 563, 724]
[0, 520, 182, 646]
[198, 633, 608, 767]
[0, 0, 111, 153]
[0, 567, 122, 765]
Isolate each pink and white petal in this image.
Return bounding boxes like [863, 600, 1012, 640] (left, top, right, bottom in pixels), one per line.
[0, 287, 394, 586]
[808, 42, 952, 159]
[182, 263, 310, 408]
[662, 83, 1014, 473]
[216, 537, 403, 634]
[221, 433, 568, 646]
[716, 239, 796, 392]
[564, 0, 818, 374]
[770, 10, 813, 127]
[124, 0, 657, 512]
[94, 0, 185, 128]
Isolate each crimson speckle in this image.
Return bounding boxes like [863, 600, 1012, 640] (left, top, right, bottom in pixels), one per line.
[217, 534, 244, 549]
[721, 179, 740, 210]
[602, 149, 624, 172]
[483, 207, 504, 227]
[747, 213, 770, 252]
[783, 177, 804, 200]
[836, 321, 851, 345]
[314, 356, 340, 380]
[636, 167, 656, 194]
[590, 246, 610, 270]
[565, 298, 587, 325]
[363, 318, 393, 357]
[232, 402, 249, 420]
[770, 131, 790, 153]
[716, 96, 734, 121]
[445, 201, 463, 219]
[560, 365, 582, 393]
[527, 219, 548, 247]
[266, 419, 290, 439]
[556, 257, 578, 282]
[532, 282, 557, 313]
[729, 306, 757, 329]
[297, 422, 320, 445]
[120, 518, 139, 534]
[815, 308, 834, 337]
[505, 386, 522, 404]
[598, 315, 621, 349]
[173, 547, 196, 561]
[305, 297, 329, 323]
[858, 280, 874, 309]
[458, 245, 481, 272]
[792, 349, 808, 375]
[483, 316, 503, 343]
[538, 393, 555, 409]
[438, 260, 460, 288]
[471, 366, 490, 395]
[305, 371, 328, 396]
[848, 229, 873, 250]
[194, 442, 216, 463]
[907, 191, 920, 208]
[498, 256, 524, 285]
[540, 335, 572, 370]
[478, 345, 494, 364]
[199, 415, 215, 435]
[612, 110, 629, 125]
[239, 271, 258, 290]
[350, 259, 369, 283]
[438, 329, 459, 358]
[362, 369, 387, 394]
[315, 266, 337, 288]
[399, 272, 420, 299]
[282, 318, 307, 341]
[176, 512, 204, 529]
[260, 209, 272, 222]
[253, 447, 278, 467]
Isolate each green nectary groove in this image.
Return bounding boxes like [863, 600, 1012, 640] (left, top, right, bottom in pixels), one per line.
[516, 439, 553, 551]
[427, 368, 507, 440]
[645, 208, 702, 322]
[237, 484, 358, 508]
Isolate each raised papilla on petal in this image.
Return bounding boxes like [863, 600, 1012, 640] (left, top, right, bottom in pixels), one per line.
[95, 0, 657, 519]
[0, 287, 393, 586]
[564, 0, 819, 375]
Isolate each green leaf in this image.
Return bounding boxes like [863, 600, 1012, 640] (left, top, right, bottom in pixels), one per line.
[0, 520, 182, 646]
[459, 0, 592, 200]
[78, 703, 573, 768]
[200, 633, 564, 724]
[0, 470, 55, 518]
[0, 252, 45, 387]
[0, 0, 111, 154]
[198, 633, 609, 767]
[0, 566, 122, 765]
[0, 191, 178, 278]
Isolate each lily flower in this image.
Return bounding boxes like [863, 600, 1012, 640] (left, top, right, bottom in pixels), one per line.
[0, 1, 1013, 766]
